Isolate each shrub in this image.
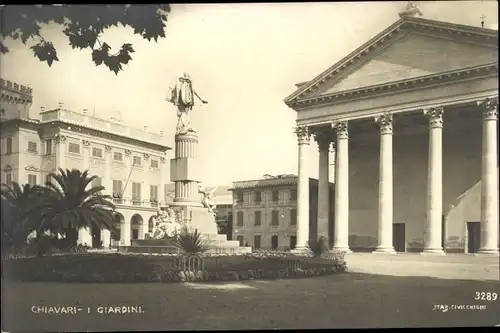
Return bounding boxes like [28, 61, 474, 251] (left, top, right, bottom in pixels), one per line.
[172, 227, 208, 254]
[306, 236, 329, 258]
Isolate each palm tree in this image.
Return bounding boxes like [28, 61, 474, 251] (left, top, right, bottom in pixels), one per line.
[28, 168, 117, 247]
[1, 182, 46, 251]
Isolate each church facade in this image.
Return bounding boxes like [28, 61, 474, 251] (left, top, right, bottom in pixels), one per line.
[284, 14, 498, 255]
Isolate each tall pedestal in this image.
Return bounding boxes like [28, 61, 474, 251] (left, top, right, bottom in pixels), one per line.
[169, 131, 217, 234]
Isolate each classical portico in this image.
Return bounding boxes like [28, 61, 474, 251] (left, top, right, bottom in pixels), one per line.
[285, 12, 498, 255]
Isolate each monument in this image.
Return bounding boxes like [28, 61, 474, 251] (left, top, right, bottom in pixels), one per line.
[119, 73, 250, 255]
[165, 73, 219, 235]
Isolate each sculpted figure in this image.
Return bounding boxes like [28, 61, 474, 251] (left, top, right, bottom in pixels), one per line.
[198, 184, 217, 216]
[151, 208, 182, 239]
[166, 73, 208, 135]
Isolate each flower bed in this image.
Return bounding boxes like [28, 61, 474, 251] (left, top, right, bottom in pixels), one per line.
[2, 251, 347, 283]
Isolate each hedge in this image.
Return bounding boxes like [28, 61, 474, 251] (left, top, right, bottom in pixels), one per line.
[2, 251, 347, 283]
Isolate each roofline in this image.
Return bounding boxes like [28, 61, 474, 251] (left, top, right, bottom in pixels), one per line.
[229, 177, 335, 191]
[284, 15, 498, 105]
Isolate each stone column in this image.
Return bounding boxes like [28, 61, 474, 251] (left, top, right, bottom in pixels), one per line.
[332, 121, 350, 252]
[373, 115, 396, 254]
[314, 132, 331, 244]
[124, 149, 132, 203]
[101, 229, 111, 249]
[77, 140, 92, 246]
[422, 107, 445, 255]
[478, 98, 499, 255]
[120, 219, 131, 246]
[142, 153, 150, 207]
[160, 156, 166, 205]
[54, 135, 66, 171]
[104, 145, 113, 196]
[293, 126, 310, 251]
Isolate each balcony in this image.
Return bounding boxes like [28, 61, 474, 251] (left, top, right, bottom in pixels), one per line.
[40, 108, 166, 146]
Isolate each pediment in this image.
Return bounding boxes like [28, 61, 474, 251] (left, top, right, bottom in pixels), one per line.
[4, 164, 12, 171]
[25, 165, 40, 172]
[285, 16, 498, 106]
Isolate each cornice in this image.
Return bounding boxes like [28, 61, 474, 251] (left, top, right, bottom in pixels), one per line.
[284, 16, 498, 106]
[290, 63, 498, 110]
[39, 121, 171, 153]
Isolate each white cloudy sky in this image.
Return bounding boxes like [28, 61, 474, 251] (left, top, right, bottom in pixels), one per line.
[2, 1, 498, 186]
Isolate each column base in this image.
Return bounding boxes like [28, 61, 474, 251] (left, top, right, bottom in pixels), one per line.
[291, 247, 310, 255]
[420, 248, 445, 256]
[332, 246, 351, 253]
[475, 248, 500, 256]
[372, 247, 397, 254]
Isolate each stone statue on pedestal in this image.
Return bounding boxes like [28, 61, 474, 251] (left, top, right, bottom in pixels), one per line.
[198, 184, 217, 216]
[151, 208, 182, 239]
[166, 73, 208, 135]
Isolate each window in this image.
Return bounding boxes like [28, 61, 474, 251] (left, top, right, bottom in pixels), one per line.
[28, 174, 37, 187]
[290, 236, 297, 250]
[271, 235, 278, 250]
[5, 173, 12, 186]
[113, 152, 123, 162]
[6, 137, 12, 154]
[164, 184, 171, 202]
[254, 211, 261, 226]
[236, 191, 244, 203]
[27, 141, 37, 153]
[132, 229, 138, 240]
[272, 190, 279, 202]
[68, 142, 80, 154]
[236, 211, 244, 227]
[290, 209, 297, 226]
[290, 189, 297, 201]
[254, 235, 261, 249]
[92, 147, 103, 158]
[133, 156, 142, 166]
[45, 174, 51, 185]
[132, 182, 141, 204]
[112, 180, 123, 197]
[150, 185, 158, 202]
[150, 160, 159, 169]
[237, 235, 244, 247]
[271, 210, 279, 226]
[45, 139, 52, 155]
[254, 191, 262, 204]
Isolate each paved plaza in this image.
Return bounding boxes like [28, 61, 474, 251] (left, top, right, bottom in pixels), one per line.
[2, 254, 498, 331]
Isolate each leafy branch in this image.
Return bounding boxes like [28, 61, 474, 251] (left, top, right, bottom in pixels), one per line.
[0, 4, 171, 74]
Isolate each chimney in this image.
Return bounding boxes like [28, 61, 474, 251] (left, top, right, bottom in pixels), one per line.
[398, 2, 422, 18]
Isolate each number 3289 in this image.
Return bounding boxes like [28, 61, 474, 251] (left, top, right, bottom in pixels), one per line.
[475, 292, 498, 301]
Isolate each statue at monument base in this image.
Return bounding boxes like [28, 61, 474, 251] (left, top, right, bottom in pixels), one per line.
[149, 207, 183, 239]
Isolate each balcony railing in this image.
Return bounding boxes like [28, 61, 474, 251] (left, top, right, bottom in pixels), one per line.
[40, 108, 165, 145]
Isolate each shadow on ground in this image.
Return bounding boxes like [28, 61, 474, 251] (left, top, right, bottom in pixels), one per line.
[2, 271, 499, 331]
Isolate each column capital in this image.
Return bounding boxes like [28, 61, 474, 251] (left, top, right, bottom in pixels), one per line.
[423, 107, 444, 129]
[55, 135, 66, 143]
[125, 149, 132, 156]
[82, 140, 91, 148]
[374, 114, 394, 135]
[294, 126, 310, 145]
[104, 145, 112, 152]
[313, 132, 332, 151]
[477, 97, 498, 121]
[332, 121, 348, 139]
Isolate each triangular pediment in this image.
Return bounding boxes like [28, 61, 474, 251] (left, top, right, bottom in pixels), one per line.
[4, 164, 12, 171]
[285, 16, 498, 105]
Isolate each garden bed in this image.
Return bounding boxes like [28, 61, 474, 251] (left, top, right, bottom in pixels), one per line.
[2, 251, 347, 283]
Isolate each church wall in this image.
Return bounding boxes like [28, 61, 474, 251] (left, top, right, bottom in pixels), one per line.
[348, 111, 483, 252]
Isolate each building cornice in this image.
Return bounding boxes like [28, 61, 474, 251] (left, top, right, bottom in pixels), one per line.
[291, 63, 498, 111]
[284, 16, 498, 108]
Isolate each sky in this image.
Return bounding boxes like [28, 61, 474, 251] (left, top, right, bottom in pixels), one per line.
[2, 1, 498, 186]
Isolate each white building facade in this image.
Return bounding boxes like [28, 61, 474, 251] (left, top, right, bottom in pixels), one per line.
[284, 12, 498, 254]
[0, 78, 171, 248]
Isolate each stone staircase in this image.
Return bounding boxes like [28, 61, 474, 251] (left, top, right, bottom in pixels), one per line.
[200, 233, 252, 254]
[123, 233, 252, 255]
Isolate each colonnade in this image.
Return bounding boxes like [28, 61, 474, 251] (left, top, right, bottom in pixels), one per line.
[294, 98, 499, 255]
